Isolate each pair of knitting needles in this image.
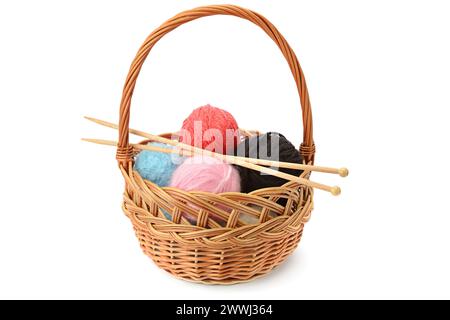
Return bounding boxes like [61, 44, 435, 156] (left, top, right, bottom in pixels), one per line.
[83, 116, 348, 196]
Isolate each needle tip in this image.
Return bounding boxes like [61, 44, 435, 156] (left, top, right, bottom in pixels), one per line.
[331, 186, 341, 196]
[339, 167, 349, 177]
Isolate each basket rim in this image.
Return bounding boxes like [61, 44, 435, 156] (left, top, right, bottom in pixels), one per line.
[121, 168, 313, 244]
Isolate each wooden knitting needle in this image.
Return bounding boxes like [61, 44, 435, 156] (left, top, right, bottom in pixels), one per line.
[82, 137, 342, 196]
[84, 116, 349, 177]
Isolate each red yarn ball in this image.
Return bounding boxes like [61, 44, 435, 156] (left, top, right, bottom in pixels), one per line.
[179, 104, 239, 154]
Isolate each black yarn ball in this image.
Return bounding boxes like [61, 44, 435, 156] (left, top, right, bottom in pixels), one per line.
[233, 132, 304, 193]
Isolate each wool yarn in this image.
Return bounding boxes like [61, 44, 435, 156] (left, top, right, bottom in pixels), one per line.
[168, 155, 241, 225]
[179, 104, 239, 154]
[170, 155, 241, 193]
[134, 142, 185, 187]
[238, 204, 278, 225]
[234, 132, 304, 193]
[239, 210, 278, 225]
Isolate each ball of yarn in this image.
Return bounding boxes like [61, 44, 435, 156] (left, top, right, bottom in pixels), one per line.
[234, 132, 304, 193]
[239, 210, 278, 225]
[168, 155, 241, 225]
[134, 142, 184, 187]
[170, 156, 241, 193]
[179, 104, 239, 154]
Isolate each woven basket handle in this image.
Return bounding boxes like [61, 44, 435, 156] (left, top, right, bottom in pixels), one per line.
[117, 4, 315, 168]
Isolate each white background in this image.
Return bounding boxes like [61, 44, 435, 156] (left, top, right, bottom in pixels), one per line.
[1, 0, 449, 299]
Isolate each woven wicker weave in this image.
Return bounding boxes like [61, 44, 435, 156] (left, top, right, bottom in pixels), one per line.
[115, 5, 316, 284]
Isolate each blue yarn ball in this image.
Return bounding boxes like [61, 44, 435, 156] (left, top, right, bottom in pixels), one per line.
[162, 210, 172, 220]
[134, 142, 184, 187]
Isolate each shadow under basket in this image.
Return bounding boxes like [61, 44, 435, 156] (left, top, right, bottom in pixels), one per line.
[115, 5, 317, 284]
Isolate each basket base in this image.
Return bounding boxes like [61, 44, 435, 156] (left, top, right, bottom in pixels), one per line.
[133, 224, 304, 285]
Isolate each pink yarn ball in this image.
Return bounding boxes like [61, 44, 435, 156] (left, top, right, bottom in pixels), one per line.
[179, 104, 239, 154]
[170, 156, 241, 193]
[169, 156, 241, 226]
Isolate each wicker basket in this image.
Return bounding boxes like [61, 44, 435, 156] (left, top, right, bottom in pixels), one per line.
[115, 5, 316, 284]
